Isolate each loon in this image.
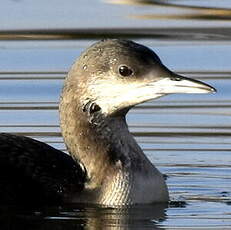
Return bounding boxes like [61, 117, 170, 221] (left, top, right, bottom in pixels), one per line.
[0, 39, 216, 206]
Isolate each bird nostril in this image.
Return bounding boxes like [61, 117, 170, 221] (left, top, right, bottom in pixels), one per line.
[170, 77, 182, 81]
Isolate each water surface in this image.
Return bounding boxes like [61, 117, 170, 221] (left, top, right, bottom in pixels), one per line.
[0, 0, 231, 229]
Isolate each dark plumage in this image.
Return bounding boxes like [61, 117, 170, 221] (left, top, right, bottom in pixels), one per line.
[0, 133, 86, 205]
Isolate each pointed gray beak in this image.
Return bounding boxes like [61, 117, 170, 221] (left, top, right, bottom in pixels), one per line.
[146, 65, 216, 95]
[161, 72, 217, 94]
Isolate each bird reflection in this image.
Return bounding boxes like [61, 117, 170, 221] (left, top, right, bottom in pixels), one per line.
[0, 203, 168, 230]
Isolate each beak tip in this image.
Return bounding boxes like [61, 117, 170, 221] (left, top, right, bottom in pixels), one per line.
[208, 86, 217, 93]
[168, 72, 217, 95]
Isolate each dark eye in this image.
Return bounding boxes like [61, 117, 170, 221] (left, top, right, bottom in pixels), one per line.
[119, 65, 133, 77]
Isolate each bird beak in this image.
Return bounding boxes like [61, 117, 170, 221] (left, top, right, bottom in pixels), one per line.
[145, 65, 216, 96]
[149, 72, 216, 95]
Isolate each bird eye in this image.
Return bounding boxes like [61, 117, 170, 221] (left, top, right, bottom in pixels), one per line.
[119, 65, 133, 77]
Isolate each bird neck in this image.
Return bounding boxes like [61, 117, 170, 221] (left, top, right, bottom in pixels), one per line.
[59, 96, 168, 205]
[60, 95, 149, 180]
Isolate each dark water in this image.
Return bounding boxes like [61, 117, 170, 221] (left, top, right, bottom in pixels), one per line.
[1, 0, 231, 229]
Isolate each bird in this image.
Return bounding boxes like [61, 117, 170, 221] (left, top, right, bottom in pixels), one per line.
[0, 39, 216, 206]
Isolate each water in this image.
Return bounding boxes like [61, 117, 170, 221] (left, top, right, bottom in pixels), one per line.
[1, 0, 231, 229]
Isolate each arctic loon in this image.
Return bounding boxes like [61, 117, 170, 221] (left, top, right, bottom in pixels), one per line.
[0, 39, 216, 206]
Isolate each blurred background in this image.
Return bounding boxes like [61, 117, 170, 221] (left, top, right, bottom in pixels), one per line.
[0, 0, 231, 229]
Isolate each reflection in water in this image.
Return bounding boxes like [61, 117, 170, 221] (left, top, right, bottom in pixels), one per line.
[106, 0, 231, 11]
[106, 0, 231, 21]
[0, 28, 230, 41]
[83, 204, 167, 229]
[0, 203, 168, 230]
